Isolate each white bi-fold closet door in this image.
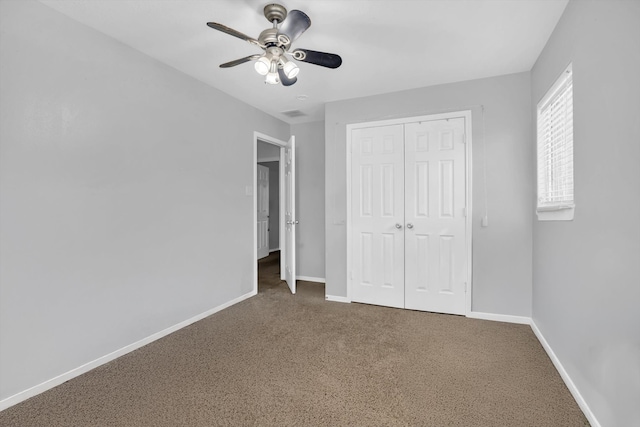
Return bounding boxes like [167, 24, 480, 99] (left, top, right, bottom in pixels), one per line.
[350, 116, 468, 315]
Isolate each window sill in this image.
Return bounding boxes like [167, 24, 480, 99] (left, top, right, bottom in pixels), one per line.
[536, 205, 575, 221]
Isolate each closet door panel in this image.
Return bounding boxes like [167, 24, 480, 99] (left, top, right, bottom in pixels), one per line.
[351, 125, 405, 308]
[404, 119, 467, 315]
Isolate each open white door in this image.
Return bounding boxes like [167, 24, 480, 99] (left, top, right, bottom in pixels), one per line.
[257, 164, 270, 260]
[284, 135, 296, 294]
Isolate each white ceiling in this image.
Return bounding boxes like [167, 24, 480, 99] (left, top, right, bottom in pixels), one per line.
[38, 0, 568, 124]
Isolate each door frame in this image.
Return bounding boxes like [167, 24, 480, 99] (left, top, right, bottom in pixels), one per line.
[346, 110, 473, 315]
[253, 132, 287, 294]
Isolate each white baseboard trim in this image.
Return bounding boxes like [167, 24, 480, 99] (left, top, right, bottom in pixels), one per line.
[467, 311, 532, 325]
[0, 290, 256, 412]
[296, 275, 325, 283]
[269, 248, 280, 253]
[325, 295, 350, 303]
[530, 321, 601, 427]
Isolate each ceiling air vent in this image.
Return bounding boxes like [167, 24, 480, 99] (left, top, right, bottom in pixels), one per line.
[281, 109, 306, 118]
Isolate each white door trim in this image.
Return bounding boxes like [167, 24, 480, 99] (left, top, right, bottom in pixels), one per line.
[253, 132, 287, 295]
[346, 111, 473, 315]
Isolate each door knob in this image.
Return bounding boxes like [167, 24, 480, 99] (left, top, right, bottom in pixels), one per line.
[406, 223, 414, 229]
[395, 223, 402, 229]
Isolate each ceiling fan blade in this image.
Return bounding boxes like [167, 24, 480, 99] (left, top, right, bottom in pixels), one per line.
[278, 68, 297, 86]
[220, 55, 261, 68]
[206, 22, 260, 46]
[293, 49, 342, 69]
[277, 10, 311, 43]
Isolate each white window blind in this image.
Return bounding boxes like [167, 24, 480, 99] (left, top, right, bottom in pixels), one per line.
[537, 64, 574, 216]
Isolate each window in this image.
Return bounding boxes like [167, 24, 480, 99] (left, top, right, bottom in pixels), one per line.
[537, 63, 574, 221]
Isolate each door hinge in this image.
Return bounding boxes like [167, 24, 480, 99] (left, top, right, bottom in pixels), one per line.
[463, 207, 467, 217]
[461, 133, 466, 144]
[464, 282, 468, 293]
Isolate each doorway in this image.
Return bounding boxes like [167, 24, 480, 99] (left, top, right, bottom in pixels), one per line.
[257, 143, 280, 260]
[346, 111, 472, 315]
[253, 132, 297, 295]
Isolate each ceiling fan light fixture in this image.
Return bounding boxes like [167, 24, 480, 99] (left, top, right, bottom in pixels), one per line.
[254, 56, 271, 75]
[265, 61, 279, 84]
[207, 4, 342, 87]
[265, 72, 279, 85]
[282, 60, 300, 79]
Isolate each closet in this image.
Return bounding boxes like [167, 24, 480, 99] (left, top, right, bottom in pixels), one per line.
[348, 113, 470, 315]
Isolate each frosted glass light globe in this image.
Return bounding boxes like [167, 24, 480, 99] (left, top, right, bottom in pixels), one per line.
[254, 57, 271, 76]
[283, 61, 299, 79]
[265, 72, 279, 85]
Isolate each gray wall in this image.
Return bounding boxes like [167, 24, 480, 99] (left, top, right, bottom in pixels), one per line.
[325, 72, 534, 316]
[531, 1, 640, 426]
[292, 121, 326, 280]
[258, 161, 280, 251]
[0, 1, 289, 401]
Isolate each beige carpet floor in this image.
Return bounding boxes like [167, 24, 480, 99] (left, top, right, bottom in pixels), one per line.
[1, 251, 588, 426]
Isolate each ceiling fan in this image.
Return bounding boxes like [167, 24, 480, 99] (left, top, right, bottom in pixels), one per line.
[206, 4, 342, 86]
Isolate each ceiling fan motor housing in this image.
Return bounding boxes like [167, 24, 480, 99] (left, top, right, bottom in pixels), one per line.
[259, 28, 291, 51]
[259, 28, 278, 46]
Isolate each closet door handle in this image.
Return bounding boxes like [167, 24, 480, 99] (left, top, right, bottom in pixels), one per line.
[395, 223, 402, 229]
[406, 223, 414, 229]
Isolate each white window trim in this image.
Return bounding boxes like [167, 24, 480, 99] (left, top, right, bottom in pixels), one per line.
[536, 63, 574, 221]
